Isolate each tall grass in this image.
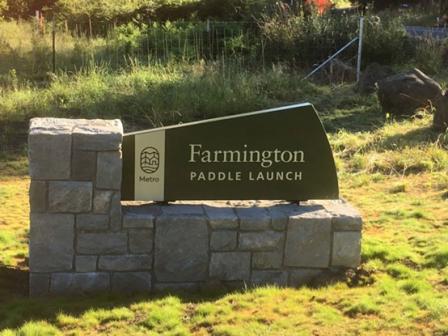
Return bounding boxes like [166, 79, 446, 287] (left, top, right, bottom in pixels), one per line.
[1, 8, 444, 86]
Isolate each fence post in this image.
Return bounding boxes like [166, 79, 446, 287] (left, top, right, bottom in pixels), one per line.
[356, 16, 365, 83]
[52, 17, 56, 73]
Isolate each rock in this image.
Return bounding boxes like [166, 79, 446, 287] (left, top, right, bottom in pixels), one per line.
[75, 256, 97, 272]
[434, 93, 448, 131]
[204, 206, 238, 229]
[93, 190, 113, 214]
[252, 251, 283, 269]
[50, 273, 110, 294]
[96, 152, 122, 190]
[332, 232, 362, 268]
[209, 252, 251, 281]
[29, 273, 50, 297]
[123, 212, 154, 229]
[71, 150, 96, 181]
[268, 204, 300, 231]
[109, 192, 122, 231]
[77, 232, 127, 254]
[98, 255, 152, 271]
[357, 63, 395, 94]
[377, 68, 443, 116]
[28, 118, 72, 180]
[239, 231, 284, 251]
[308, 199, 363, 231]
[29, 181, 47, 213]
[72, 119, 123, 151]
[235, 207, 271, 231]
[288, 269, 326, 286]
[154, 282, 201, 292]
[251, 271, 288, 286]
[161, 204, 204, 216]
[154, 216, 209, 282]
[76, 214, 109, 231]
[48, 181, 92, 213]
[210, 231, 237, 251]
[129, 229, 154, 254]
[29, 214, 74, 272]
[284, 208, 332, 268]
[111, 272, 151, 293]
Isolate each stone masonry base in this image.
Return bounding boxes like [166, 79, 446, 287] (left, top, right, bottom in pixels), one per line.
[28, 118, 362, 296]
[30, 200, 362, 296]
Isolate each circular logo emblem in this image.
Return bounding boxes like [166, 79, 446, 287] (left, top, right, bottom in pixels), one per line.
[140, 147, 160, 174]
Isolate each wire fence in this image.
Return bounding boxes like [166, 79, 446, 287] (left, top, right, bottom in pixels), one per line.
[0, 18, 361, 80]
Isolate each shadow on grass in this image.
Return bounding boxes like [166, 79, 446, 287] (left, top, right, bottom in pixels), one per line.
[0, 265, 365, 331]
[377, 125, 443, 150]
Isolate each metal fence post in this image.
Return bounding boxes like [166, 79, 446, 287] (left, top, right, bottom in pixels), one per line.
[356, 16, 365, 83]
[52, 17, 56, 73]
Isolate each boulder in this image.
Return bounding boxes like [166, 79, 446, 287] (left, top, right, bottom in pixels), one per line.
[377, 68, 443, 116]
[357, 63, 396, 94]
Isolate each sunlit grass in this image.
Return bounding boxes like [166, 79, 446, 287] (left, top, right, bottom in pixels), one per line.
[0, 85, 447, 335]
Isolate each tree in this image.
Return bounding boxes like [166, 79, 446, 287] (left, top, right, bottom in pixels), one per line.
[57, 0, 150, 36]
[5, 0, 28, 18]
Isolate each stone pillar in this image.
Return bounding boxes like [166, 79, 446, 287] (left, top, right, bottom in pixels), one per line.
[28, 118, 124, 296]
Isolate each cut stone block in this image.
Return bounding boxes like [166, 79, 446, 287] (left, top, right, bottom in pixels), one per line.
[93, 190, 113, 214]
[129, 229, 153, 254]
[29, 214, 74, 272]
[29, 180, 47, 213]
[239, 231, 283, 251]
[96, 152, 122, 190]
[50, 273, 110, 294]
[236, 207, 271, 231]
[251, 271, 288, 286]
[161, 205, 204, 216]
[76, 256, 97, 272]
[71, 150, 96, 181]
[284, 208, 332, 268]
[29, 273, 50, 297]
[73, 119, 123, 151]
[154, 282, 201, 292]
[154, 216, 209, 282]
[209, 252, 251, 281]
[99, 255, 152, 271]
[77, 232, 127, 254]
[28, 118, 72, 180]
[210, 231, 237, 251]
[332, 231, 362, 268]
[288, 269, 326, 286]
[77, 214, 109, 231]
[48, 181, 92, 213]
[308, 200, 363, 231]
[109, 192, 122, 231]
[204, 206, 238, 229]
[111, 272, 151, 293]
[268, 204, 300, 231]
[123, 213, 154, 229]
[252, 251, 283, 269]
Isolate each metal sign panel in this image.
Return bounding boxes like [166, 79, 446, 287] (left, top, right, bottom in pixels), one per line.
[122, 103, 339, 201]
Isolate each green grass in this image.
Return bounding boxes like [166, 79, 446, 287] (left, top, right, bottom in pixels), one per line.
[1, 89, 448, 334]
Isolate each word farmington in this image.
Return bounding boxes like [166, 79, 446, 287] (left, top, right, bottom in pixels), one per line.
[188, 144, 305, 168]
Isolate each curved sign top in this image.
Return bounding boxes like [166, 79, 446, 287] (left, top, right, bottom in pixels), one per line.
[122, 103, 339, 201]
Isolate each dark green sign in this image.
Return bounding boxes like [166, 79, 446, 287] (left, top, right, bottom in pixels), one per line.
[122, 103, 339, 201]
